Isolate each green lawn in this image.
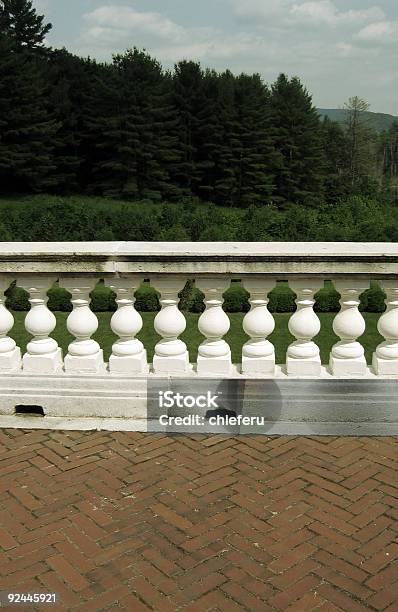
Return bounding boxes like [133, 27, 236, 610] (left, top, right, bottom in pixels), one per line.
[9, 311, 383, 365]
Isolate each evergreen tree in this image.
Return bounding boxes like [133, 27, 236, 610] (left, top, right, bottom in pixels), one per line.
[233, 73, 278, 207]
[270, 74, 324, 205]
[343, 96, 376, 191]
[46, 49, 88, 192]
[172, 60, 206, 195]
[214, 71, 240, 204]
[379, 121, 398, 202]
[0, 33, 58, 192]
[0, 0, 51, 50]
[321, 117, 350, 201]
[86, 49, 182, 200]
[195, 69, 223, 200]
[83, 61, 139, 199]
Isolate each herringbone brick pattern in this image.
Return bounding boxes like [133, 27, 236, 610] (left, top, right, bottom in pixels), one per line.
[0, 430, 397, 611]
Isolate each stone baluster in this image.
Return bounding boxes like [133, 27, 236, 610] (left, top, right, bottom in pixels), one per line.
[105, 276, 148, 374]
[373, 281, 398, 375]
[196, 278, 231, 375]
[60, 278, 105, 373]
[18, 276, 62, 374]
[152, 276, 190, 373]
[330, 280, 368, 376]
[0, 278, 21, 372]
[287, 280, 322, 376]
[241, 278, 276, 375]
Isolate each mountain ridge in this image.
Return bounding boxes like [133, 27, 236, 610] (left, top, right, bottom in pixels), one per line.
[317, 108, 397, 133]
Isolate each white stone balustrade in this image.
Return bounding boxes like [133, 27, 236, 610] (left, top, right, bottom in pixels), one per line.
[18, 276, 62, 374]
[287, 280, 322, 376]
[60, 278, 105, 373]
[242, 278, 275, 375]
[0, 278, 21, 372]
[152, 276, 190, 374]
[105, 276, 148, 374]
[373, 281, 398, 375]
[330, 281, 368, 376]
[0, 243, 396, 384]
[196, 278, 232, 375]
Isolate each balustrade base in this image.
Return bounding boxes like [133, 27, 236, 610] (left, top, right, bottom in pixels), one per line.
[197, 353, 232, 375]
[329, 356, 367, 377]
[22, 347, 63, 375]
[242, 355, 275, 375]
[153, 351, 192, 374]
[64, 350, 105, 374]
[0, 368, 397, 436]
[287, 356, 322, 377]
[0, 347, 21, 372]
[109, 351, 148, 375]
[372, 355, 398, 376]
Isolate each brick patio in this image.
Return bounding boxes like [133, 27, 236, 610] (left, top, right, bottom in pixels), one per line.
[0, 430, 397, 611]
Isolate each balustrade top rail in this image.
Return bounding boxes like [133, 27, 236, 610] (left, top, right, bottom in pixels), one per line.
[1, 242, 398, 276]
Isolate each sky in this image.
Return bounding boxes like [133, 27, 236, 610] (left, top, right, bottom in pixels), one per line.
[33, 0, 398, 115]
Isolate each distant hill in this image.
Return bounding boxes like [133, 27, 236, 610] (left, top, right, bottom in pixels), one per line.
[317, 108, 398, 133]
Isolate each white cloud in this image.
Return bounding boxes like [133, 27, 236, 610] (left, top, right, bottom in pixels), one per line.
[355, 20, 398, 44]
[83, 6, 186, 42]
[80, 4, 257, 63]
[232, 0, 385, 28]
[291, 1, 384, 26]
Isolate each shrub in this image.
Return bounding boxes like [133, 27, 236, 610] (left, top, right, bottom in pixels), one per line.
[314, 284, 340, 312]
[360, 283, 386, 313]
[223, 283, 250, 313]
[135, 282, 160, 312]
[90, 282, 116, 312]
[5, 283, 29, 311]
[47, 284, 72, 311]
[268, 283, 296, 313]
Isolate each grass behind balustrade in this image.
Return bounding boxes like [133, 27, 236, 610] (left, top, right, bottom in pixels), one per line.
[9, 311, 383, 365]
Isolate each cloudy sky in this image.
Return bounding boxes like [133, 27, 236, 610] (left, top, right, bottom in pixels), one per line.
[34, 0, 398, 114]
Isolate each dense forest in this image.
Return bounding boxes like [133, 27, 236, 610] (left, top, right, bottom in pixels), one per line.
[1, 0, 398, 223]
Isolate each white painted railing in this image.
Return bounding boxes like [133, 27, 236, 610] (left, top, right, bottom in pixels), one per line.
[0, 242, 398, 379]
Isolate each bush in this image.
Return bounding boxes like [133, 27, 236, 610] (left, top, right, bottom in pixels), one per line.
[360, 283, 386, 313]
[135, 283, 160, 312]
[47, 284, 72, 311]
[268, 283, 296, 313]
[5, 283, 29, 311]
[223, 283, 250, 313]
[314, 284, 340, 312]
[90, 282, 117, 312]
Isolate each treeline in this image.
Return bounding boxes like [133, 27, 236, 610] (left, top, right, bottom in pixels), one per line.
[1, 0, 397, 207]
[1, 194, 397, 242]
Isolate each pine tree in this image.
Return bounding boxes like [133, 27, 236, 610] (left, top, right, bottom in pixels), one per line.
[379, 121, 398, 202]
[0, 0, 51, 50]
[0, 33, 58, 192]
[214, 70, 240, 205]
[83, 61, 139, 199]
[344, 96, 377, 191]
[195, 69, 223, 201]
[321, 117, 350, 201]
[233, 73, 278, 207]
[86, 49, 182, 200]
[270, 74, 325, 205]
[172, 60, 206, 195]
[46, 49, 88, 193]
